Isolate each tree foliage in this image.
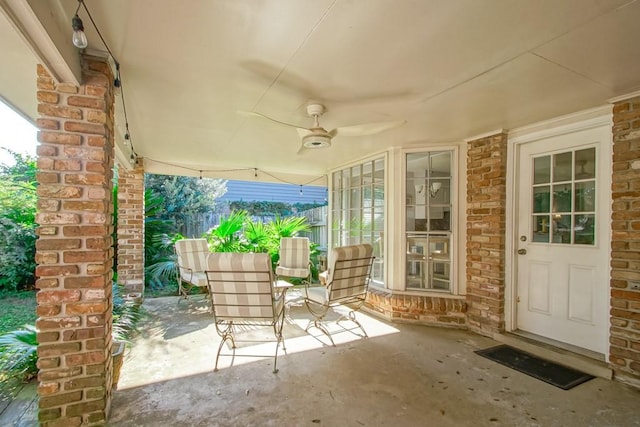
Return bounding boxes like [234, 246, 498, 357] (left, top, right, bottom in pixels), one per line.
[229, 200, 325, 217]
[0, 150, 37, 291]
[145, 173, 227, 229]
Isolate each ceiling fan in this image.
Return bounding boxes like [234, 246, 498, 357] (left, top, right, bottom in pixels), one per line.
[240, 103, 406, 153]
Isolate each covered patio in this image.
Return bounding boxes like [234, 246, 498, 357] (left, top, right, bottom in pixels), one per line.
[1, 0, 640, 425]
[113, 293, 640, 426]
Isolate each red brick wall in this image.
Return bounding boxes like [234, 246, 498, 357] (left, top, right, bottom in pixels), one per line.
[35, 55, 115, 426]
[465, 133, 508, 336]
[366, 289, 467, 326]
[610, 95, 640, 386]
[117, 161, 145, 294]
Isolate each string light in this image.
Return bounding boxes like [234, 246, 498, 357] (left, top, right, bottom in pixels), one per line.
[71, 2, 87, 48]
[71, 0, 140, 168]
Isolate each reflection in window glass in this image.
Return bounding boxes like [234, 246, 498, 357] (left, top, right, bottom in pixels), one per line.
[575, 148, 596, 180]
[553, 152, 572, 182]
[532, 215, 550, 243]
[534, 156, 550, 185]
[553, 184, 572, 213]
[533, 186, 550, 213]
[574, 214, 595, 245]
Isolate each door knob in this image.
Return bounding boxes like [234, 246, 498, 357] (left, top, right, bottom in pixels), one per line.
[517, 249, 527, 255]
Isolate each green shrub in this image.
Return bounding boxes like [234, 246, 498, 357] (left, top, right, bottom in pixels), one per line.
[0, 325, 38, 400]
[0, 218, 36, 292]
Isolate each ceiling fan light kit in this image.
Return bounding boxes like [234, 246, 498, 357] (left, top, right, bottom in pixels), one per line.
[302, 133, 332, 148]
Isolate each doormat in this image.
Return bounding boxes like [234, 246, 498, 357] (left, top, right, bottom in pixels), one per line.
[475, 345, 594, 390]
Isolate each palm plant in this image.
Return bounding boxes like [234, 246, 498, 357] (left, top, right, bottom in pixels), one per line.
[0, 324, 38, 399]
[205, 210, 249, 252]
[112, 282, 144, 342]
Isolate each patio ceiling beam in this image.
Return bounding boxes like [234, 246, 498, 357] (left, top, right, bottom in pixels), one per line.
[0, 0, 81, 85]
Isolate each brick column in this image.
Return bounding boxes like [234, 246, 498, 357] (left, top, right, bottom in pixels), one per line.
[117, 161, 145, 294]
[35, 55, 115, 425]
[610, 95, 640, 386]
[465, 133, 508, 336]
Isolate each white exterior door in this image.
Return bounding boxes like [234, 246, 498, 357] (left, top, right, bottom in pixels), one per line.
[515, 125, 610, 355]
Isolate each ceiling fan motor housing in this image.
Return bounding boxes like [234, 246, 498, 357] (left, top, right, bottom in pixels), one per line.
[302, 133, 331, 148]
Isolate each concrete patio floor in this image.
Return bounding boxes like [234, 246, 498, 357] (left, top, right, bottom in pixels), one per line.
[109, 291, 640, 427]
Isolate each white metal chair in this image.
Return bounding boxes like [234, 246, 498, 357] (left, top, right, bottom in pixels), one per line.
[304, 243, 374, 346]
[275, 237, 311, 284]
[206, 252, 289, 373]
[174, 239, 210, 304]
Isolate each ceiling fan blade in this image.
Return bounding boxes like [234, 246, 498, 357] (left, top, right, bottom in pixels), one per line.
[238, 111, 308, 131]
[333, 119, 407, 137]
[296, 128, 312, 138]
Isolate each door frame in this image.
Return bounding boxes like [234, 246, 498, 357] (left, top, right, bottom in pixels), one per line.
[505, 106, 612, 358]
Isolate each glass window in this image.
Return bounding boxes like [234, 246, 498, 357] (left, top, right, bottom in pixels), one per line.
[531, 148, 596, 245]
[331, 157, 385, 285]
[406, 151, 453, 291]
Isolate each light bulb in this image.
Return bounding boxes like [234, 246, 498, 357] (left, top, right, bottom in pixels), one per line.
[72, 15, 88, 48]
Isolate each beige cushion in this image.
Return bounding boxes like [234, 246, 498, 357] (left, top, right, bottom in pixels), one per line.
[325, 244, 374, 302]
[175, 239, 210, 287]
[206, 252, 279, 319]
[277, 237, 310, 279]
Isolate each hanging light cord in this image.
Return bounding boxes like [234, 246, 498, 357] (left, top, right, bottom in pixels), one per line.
[77, 0, 136, 160]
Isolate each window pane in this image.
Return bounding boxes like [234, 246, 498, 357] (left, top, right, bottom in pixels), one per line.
[374, 184, 384, 207]
[574, 214, 595, 245]
[553, 152, 572, 182]
[374, 159, 384, 183]
[351, 165, 362, 186]
[430, 151, 451, 177]
[405, 150, 453, 292]
[430, 207, 450, 231]
[407, 153, 429, 178]
[575, 181, 595, 212]
[534, 156, 550, 184]
[552, 214, 572, 244]
[532, 215, 550, 243]
[362, 161, 373, 185]
[553, 184, 572, 213]
[575, 148, 596, 180]
[533, 186, 550, 213]
[332, 171, 341, 189]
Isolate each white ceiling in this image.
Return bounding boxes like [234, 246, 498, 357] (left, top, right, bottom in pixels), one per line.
[1, 0, 639, 184]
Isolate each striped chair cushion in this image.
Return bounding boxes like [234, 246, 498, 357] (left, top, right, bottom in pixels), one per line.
[326, 244, 374, 302]
[206, 252, 277, 319]
[276, 237, 310, 278]
[175, 239, 210, 287]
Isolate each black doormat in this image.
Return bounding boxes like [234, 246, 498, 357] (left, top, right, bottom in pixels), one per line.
[475, 345, 594, 390]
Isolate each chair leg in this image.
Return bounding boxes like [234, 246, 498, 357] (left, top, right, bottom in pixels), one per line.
[337, 310, 368, 338]
[214, 322, 236, 372]
[304, 299, 337, 346]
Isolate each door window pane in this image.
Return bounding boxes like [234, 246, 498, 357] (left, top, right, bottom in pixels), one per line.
[552, 214, 571, 244]
[553, 152, 572, 182]
[574, 214, 595, 245]
[534, 156, 550, 184]
[532, 215, 550, 243]
[552, 184, 572, 213]
[533, 186, 550, 213]
[575, 182, 595, 212]
[575, 148, 596, 180]
[531, 147, 596, 245]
